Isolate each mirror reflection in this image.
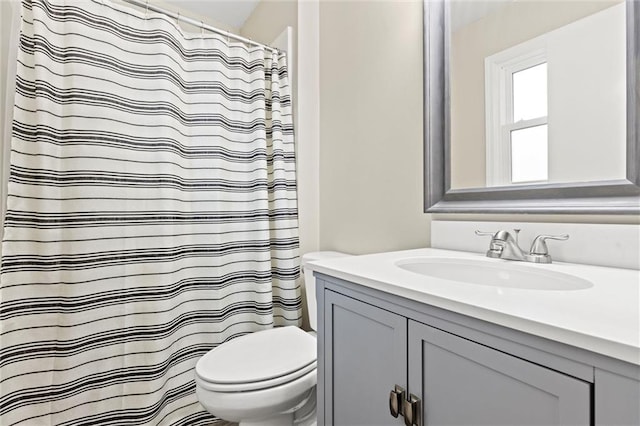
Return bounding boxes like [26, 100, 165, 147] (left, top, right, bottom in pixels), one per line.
[449, 0, 626, 190]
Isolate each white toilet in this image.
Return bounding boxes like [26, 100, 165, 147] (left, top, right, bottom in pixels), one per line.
[195, 251, 348, 426]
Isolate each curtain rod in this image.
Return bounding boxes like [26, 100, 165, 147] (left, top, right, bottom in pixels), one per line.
[120, 0, 279, 53]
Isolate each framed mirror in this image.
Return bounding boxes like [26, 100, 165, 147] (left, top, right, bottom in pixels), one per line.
[424, 0, 640, 214]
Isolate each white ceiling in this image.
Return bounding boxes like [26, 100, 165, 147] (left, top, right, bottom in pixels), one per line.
[450, 0, 514, 31]
[162, 0, 260, 30]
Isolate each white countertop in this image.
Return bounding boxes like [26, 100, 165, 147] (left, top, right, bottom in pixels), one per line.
[308, 248, 640, 366]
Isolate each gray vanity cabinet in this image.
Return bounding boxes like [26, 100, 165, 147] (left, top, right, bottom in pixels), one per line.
[321, 286, 590, 426]
[316, 274, 640, 426]
[318, 274, 640, 426]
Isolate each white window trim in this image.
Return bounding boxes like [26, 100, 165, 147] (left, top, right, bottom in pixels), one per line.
[485, 41, 547, 187]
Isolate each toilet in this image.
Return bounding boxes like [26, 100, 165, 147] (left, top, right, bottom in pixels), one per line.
[195, 251, 349, 426]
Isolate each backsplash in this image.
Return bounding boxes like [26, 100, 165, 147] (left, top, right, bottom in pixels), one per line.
[431, 220, 640, 270]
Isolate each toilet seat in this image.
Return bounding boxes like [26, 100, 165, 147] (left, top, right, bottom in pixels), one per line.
[196, 326, 317, 392]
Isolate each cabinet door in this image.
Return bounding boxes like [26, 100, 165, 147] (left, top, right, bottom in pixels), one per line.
[408, 320, 591, 426]
[324, 290, 407, 426]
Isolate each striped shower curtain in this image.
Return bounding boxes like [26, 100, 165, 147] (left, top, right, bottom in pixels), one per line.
[0, 0, 301, 424]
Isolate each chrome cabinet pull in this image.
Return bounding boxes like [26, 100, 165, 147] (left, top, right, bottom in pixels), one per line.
[402, 393, 422, 426]
[389, 385, 405, 418]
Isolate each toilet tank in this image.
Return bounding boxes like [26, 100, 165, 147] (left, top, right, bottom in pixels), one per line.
[301, 251, 350, 331]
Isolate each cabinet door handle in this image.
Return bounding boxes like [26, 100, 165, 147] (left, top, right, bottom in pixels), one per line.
[389, 385, 406, 418]
[402, 393, 422, 426]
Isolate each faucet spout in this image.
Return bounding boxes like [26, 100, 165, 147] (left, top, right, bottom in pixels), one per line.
[495, 238, 527, 261]
[479, 230, 527, 261]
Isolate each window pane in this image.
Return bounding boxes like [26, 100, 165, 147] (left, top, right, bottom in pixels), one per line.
[511, 125, 548, 183]
[513, 63, 547, 122]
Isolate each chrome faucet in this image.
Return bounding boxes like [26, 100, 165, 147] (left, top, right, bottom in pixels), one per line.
[475, 229, 569, 264]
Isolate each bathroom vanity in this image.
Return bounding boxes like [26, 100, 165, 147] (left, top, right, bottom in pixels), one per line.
[310, 249, 640, 426]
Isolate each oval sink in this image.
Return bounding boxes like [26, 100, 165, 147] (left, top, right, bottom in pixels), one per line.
[395, 258, 593, 291]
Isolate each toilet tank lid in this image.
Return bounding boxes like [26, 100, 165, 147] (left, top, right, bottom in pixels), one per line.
[301, 251, 350, 266]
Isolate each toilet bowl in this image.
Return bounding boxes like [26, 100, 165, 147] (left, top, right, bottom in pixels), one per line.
[195, 251, 349, 426]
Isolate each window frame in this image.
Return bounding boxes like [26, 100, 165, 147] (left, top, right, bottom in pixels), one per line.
[485, 43, 548, 186]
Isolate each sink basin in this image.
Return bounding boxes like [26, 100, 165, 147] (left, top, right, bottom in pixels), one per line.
[395, 258, 593, 291]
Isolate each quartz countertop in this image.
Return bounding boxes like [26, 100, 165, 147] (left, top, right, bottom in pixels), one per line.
[307, 248, 640, 365]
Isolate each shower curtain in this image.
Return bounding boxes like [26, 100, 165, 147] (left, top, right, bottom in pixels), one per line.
[0, 0, 301, 424]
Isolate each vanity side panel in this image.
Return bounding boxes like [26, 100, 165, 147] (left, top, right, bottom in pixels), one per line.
[316, 277, 327, 426]
[595, 368, 640, 426]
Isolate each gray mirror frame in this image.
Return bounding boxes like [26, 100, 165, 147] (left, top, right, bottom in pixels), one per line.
[424, 0, 640, 214]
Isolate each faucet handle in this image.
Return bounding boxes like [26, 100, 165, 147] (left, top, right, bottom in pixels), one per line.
[529, 234, 569, 255]
[476, 230, 504, 258]
[475, 230, 496, 237]
[525, 234, 569, 263]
